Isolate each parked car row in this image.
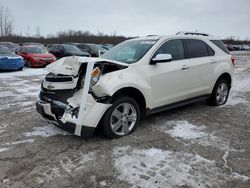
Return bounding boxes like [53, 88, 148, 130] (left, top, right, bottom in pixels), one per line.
[225, 44, 250, 51]
[0, 41, 113, 71]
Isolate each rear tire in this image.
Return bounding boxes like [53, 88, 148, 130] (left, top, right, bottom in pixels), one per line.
[102, 96, 140, 139]
[207, 79, 230, 106]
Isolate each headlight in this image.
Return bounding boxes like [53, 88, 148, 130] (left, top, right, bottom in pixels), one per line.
[32, 57, 40, 60]
[90, 67, 101, 87]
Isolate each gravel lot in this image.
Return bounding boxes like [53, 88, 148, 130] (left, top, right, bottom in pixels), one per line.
[0, 52, 250, 188]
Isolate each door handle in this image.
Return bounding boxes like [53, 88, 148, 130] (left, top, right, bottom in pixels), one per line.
[181, 65, 189, 70]
[210, 59, 217, 64]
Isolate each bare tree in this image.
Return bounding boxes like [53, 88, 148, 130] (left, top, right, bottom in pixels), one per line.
[35, 26, 40, 37]
[0, 6, 15, 36]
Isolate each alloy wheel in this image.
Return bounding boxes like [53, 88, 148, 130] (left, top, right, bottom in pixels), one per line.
[216, 82, 228, 105]
[110, 103, 137, 136]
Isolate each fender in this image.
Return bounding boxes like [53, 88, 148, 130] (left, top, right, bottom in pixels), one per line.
[92, 68, 153, 108]
[210, 56, 234, 92]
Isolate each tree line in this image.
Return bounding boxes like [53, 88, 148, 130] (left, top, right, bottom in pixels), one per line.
[0, 30, 131, 45]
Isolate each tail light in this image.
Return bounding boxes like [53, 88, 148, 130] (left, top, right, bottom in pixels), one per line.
[231, 55, 236, 66]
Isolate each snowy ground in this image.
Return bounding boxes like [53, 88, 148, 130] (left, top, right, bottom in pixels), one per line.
[0, 52, 250, 187]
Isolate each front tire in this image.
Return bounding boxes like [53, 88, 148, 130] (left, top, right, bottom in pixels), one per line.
[27, 60, 32, 68]
[102, 96, 140, 139]
[207, 79, 230, 106]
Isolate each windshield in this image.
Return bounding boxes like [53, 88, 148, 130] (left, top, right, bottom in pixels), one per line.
[0, 47, 12, 54]
[101, 40, 156, 64]
[26, 47, 47, 54]
[89, 44, 106, 51]
[0, 42, 18, 49]
[63, 45, 81, 52]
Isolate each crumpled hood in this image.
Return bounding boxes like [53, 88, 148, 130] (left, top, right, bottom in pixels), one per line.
[45, 56, 128, 76]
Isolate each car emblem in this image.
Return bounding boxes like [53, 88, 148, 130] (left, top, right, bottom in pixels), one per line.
[47, 84, 55, 90]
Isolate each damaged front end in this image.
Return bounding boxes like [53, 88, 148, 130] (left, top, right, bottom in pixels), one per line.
[36, 56, 128, 137]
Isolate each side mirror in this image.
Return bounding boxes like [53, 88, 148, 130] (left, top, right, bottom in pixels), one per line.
[150, 54, 172, 65]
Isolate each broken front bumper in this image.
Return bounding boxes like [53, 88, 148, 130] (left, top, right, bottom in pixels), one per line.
[36, 94, 111, 138]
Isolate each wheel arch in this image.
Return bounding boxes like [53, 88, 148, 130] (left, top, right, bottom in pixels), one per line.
[216, 72, 232, 88]
[111, 87, 147, 118]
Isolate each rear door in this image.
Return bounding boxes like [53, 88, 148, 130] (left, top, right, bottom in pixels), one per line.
[182, 39, 215, 96]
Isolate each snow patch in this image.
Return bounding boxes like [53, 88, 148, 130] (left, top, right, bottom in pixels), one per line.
[0, 147, 11, 153]
[161, 121, 230, 151]
[225, 74, 250, 106]
[0, 68, 47, 79]
[165, 121, 206, 140]
[225, 91, 248, 106]
[0, 77, 42, 112]
[0, 123, 8, 135]
[114, 147, 249, 188]
[21, 101, 35, 106]
[232, 75, 250, 92]
[2, 139, 34, 146]
[99, 180, 108, 186]
[24, 124, 70, 137]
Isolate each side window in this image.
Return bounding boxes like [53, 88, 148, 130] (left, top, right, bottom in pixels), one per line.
[210, 40, 229, 54]
[154, 39, 185, 61]
[185, 39, 213, 58]
[58, 46, 64, 51]
[20, 47, 26, 53]
[79, 45, 88, 51]
[207, 45, 215, 56]
[15, 47, 20, 53]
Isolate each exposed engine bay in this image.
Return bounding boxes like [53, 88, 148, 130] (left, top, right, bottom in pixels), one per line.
[37, 56, 128, 137]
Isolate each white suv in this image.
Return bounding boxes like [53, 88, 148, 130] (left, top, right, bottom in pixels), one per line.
[36, 32, 234, 138]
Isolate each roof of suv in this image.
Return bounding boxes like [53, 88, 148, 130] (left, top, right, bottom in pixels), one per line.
[133, 33, 220, 41]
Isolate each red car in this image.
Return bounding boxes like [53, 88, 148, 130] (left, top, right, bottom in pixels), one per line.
[16, 45, 57, 67]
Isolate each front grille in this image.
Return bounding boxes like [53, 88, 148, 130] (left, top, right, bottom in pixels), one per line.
[39, 58, 53, 61]
[45, 77, 73, 82]
[45, 73, 73, 82]
[40, 88, 75, 103]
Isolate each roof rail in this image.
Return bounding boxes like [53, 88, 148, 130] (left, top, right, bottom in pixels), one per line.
[176, 31, 212, 37]
[146, 35, 158, 37]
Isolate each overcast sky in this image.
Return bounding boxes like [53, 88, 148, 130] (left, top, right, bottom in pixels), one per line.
[2, 0, 250, 39]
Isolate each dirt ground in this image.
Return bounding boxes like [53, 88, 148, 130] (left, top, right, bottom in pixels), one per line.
[0, 51, 250, 188]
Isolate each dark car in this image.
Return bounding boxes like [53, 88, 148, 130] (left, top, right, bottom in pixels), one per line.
[0, 46, 24, 71]
[0, 42, 19, 52]
[45, 44, 56, 49]
[72, 43, 107, 57]
[225, 44, 235, 51]
[100, 44, 114, 50]
[49, 44, 90, 59]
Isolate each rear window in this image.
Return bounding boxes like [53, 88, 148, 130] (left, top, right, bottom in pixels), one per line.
[184, 39, 214, 58]
[210, 40, 229, 54]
